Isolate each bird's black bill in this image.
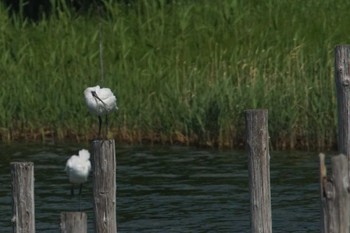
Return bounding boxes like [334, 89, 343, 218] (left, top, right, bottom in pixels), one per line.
[91, 91, 109, 138]
[91, 91, 107, 108]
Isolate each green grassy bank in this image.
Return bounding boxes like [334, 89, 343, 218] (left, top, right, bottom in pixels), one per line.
[0, 0, 349, 150]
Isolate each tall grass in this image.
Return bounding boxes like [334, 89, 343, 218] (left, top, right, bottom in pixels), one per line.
[0, 0, 349, 149]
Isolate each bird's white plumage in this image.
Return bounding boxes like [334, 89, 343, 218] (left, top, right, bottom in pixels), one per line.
[65, 149, 91, 184]
[84, 85, 118, 116]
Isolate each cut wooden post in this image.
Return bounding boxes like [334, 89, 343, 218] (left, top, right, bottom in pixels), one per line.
[11, 162, 35, 233]
[92, 139, 117, 233]
[320, 45, 350, 233]
[320, 153, 350, 233]
[245, 109, 272, 233]
[319, 153, 330, 233]
[335, 45, 350, 172]
[60, 212, 87, 233]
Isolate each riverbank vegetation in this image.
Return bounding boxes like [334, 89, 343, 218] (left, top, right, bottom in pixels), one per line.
[0, 0, 349, 150]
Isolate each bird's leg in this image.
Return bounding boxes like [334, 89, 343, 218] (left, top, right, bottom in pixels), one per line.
[98, 116, 102, 138]
[71, 185, 74, 196]
[79, 185, 82, 211]
[79, 184, 83, 195]
[105, 114, 109, 138]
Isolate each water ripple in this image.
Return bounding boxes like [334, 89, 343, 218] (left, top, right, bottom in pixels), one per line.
[0, 144, 320, 232]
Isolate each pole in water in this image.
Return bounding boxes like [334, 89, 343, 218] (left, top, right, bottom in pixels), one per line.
[60, 212, 87, 233]
[92, 139, 117, 233]
[11, 162, 35, 233]
[245, 109, 272, 233]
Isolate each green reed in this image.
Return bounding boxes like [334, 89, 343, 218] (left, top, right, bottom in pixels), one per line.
[0, 0, 349, 149]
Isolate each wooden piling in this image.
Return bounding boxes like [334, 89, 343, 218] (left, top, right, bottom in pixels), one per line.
[92, 139, 117, 233]
[60, 212, 87, 233]
[11, 162, 35, 233]
[319, 45, 350, 233]
[335, 45, 350, 169]
[244, 109, 272, 233]
[319, 153, 350, 233]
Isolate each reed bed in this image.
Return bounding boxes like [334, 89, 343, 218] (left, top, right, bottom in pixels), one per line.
[0, 0, 349, 149]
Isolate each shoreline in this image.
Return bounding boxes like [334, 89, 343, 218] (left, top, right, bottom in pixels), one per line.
[0, 127, 336, 151]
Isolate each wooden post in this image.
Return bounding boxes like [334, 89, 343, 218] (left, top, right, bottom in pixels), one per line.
[11, 162, 35, 233]
[335, 45, 350, 171]
[60, 212, 87, 233]
[335, 45, 350, 232]
[92, 139, 117, 233]
[320, 153, 350, 233]
[319, 153, 329, 233]
[245, 109, 272, 233]
[319, 46, 350, 233]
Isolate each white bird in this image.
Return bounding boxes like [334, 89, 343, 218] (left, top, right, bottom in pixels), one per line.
[65, 149, 91, 196]
[84, 85, 118, 137]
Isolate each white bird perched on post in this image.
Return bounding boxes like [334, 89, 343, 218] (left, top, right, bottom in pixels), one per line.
[84, 85, 118, 137]
[65, 149, 91, 196]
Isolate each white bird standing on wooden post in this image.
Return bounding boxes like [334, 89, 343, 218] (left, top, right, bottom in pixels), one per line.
[65, 149, 91, 196]
[84, 85, 118, 138]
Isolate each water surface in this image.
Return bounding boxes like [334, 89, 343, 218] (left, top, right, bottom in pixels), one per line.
[0, 143, 321, 232]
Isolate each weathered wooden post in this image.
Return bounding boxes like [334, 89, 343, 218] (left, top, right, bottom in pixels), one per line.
[320, 153, 350, 233]
[335, 45, 350, 232]
[319, 45, 350, 233]
[11, 162, 35, 233]
[60, 212, 87, 233]
[245, 109, 272, 233]
[335, 45, 350, 170]
[92, 139, 117, 233]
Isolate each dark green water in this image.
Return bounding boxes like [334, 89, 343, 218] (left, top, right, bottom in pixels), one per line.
[0, 143, 320, 232]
